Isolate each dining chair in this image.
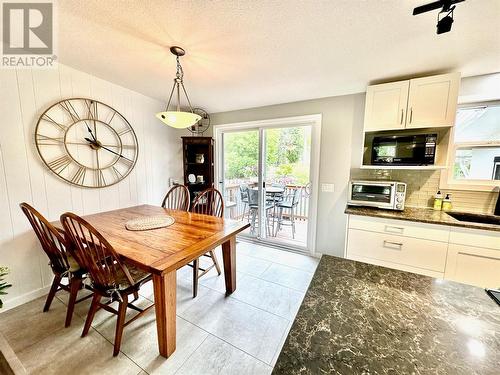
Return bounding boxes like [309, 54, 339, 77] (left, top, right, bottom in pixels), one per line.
[275, 187, 301, 238]
[19, 203, 91, 327]
[247, 189, 274, 236]
[60, 212, 154, 356]
[161, 184, 191, 211]
[189, 188, 224, 297]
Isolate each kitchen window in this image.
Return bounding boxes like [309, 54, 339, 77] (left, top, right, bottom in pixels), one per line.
[441, 101, 500, 191]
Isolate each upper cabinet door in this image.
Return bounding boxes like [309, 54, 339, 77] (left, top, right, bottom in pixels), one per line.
[363, 80, 409, 132]
[406, 72, 460, 129]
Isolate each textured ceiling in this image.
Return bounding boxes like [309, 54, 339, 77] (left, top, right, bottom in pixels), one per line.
[58, 0, 500, 113]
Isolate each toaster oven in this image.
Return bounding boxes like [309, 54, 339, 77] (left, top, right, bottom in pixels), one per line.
[348, 180, 407, 211]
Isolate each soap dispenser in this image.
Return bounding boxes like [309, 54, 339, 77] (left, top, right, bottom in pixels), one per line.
[433, 191, 443, 210]
[442, 193, 452, 211]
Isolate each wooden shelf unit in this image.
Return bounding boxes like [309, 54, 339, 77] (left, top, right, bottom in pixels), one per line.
[182, 136, 214, 203]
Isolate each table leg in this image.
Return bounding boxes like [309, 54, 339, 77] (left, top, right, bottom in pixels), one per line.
[153, 271, 176, 357]
[222, 236, 236, 295]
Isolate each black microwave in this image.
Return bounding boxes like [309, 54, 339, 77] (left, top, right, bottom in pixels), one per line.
[371, 133, 437, 166]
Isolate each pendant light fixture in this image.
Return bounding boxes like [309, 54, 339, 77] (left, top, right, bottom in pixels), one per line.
[156, 46, 201, 128]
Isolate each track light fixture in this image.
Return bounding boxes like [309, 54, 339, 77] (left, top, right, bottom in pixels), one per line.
[413, 0, 465, 35]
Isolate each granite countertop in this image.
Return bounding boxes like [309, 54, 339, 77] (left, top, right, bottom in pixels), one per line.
[345, 205, 500, 232]
[273, 256, 500, 375]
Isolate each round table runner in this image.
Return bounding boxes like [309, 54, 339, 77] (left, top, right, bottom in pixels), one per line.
[125, 215, 175, 231]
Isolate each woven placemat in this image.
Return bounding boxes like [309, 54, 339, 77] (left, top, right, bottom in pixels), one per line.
[125, 215, 175, 231]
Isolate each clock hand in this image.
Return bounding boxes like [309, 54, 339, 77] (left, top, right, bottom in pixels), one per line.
[84, 137, 97, 145]
[99, 144, 132, 161]
[84, 123, 97, 142]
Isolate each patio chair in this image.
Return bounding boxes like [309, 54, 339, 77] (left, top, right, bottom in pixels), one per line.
[19, 203, 92, 328]
[239, 184, 249, 221]
[189, 188, 224, 297]
[247, 189, 275, 236]
[275, 187, 301, 239]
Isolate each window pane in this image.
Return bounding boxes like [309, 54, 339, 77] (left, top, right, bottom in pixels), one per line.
[453, 146, 500, 180]
[455, 105, 500, 143]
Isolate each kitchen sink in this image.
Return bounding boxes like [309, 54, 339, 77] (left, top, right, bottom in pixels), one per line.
[447, 212, 500, 226]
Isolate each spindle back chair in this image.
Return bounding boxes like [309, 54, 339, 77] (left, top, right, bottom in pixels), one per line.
[161, 185, 190, 211]
[60, 212, 154, 356]
[191, 187, 224, 218]
[19, 202, 90, 327]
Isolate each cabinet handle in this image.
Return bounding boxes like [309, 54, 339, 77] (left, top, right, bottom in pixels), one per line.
[383, 240, 403, 249]
[409, 108, 413, 124]
[384, 225, 404, 234]
[400, 109, 404, 125]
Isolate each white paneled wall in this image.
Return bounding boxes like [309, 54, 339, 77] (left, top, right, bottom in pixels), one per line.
[0, 64, 183, 310]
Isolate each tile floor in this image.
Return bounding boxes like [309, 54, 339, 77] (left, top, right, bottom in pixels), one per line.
[0, 240, 319, 375]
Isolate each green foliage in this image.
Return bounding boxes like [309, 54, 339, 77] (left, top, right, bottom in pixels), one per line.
[0, 266, 12, 308]
[224, 127, 311, 185]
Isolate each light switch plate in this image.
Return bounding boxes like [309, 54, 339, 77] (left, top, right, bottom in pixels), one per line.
[321, 183, 335, 193]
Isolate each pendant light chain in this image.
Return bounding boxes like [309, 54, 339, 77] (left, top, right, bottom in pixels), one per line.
[164, 54, 195, 114]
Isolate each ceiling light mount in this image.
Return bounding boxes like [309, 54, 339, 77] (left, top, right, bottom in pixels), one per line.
[413, 0, 465, 34]
[169, 46, 185, 57]
[156, 46, 201, 129]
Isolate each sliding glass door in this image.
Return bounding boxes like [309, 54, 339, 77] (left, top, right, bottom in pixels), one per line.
[220, 129, 261, 239]
[216, 115, 320, 254]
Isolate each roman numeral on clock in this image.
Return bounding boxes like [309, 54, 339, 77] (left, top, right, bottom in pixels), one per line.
[95, 169, 106, 187]
[47, 155, 72, 174]
[117, 128, 132, 136]
[36, 134, 64, 145]
[71, 166, 87, 185]
[59, 100, 81, 122]
[41, 114, 67, 132]
[85, 100, 98, 120]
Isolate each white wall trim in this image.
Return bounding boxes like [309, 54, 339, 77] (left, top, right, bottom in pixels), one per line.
[214, 114, 322, 256]
[0, 285, 50, 313]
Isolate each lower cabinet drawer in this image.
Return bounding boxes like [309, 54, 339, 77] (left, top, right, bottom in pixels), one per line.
[347, 228, 448, 273]
[445, 244, 500, 288]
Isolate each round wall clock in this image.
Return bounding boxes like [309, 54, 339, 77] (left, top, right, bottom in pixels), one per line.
[35, 98, 138, 188]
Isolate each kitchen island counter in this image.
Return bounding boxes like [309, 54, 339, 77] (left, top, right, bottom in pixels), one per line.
[273, 255, 500, 374]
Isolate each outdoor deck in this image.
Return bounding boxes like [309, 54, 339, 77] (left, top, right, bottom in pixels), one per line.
[224, 182, 309, 247]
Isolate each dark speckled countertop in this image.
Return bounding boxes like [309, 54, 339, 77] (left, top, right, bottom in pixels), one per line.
[273, 256, 500, 375]
[345, 205, 500, 232]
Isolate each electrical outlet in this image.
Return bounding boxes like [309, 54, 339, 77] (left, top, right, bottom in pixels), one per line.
[321, 183, 335, 193]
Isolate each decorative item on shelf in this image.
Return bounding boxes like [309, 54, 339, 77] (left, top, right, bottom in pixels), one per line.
[35, 98, 138, 188]
[196, 175, 204, 183]
[125, 215, 175, 231]
[188, 174, 196, 183]
[189, 108, 211, 135]
[195, 153, 205, 164]
[156, 46, 201, 129]
[0, 266, 12, 308]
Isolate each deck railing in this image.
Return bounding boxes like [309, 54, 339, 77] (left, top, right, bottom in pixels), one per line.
[224, 182, 309, 220]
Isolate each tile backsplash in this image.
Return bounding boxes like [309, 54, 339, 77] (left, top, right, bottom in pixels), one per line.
[350, 169, 498, 214]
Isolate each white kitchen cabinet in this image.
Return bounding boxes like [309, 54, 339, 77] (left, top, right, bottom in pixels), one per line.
[345, 215, 449, 278]
[445, 227, 500, 288]
[363, 72, 460, 131]
[363, 80, 409, 131]
[406, 73, 460, 129]
[346, 214, 500, 288]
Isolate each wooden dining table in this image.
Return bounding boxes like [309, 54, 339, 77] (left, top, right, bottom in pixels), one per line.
[52, 204, 249, 358]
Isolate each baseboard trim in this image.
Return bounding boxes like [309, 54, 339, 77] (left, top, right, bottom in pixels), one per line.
[0, 286, 50, 313]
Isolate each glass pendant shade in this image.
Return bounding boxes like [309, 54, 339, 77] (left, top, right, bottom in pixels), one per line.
[155, 111, 201, 129]
[156, 46, 201, 129]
